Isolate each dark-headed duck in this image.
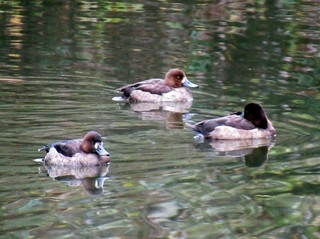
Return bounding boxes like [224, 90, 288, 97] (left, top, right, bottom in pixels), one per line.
[186, 103, 276, 139]
[37, 131, 110, 166]
[112, 68, 198, 102]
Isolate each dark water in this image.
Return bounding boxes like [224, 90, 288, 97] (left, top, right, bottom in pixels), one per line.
[1, 0, 320, 238]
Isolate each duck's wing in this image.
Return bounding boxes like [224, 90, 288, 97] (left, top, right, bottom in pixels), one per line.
[117, 78, 162, 91]
[117, 79, 172, 95]
[194, 114, 256, 137]
[38, 139, 81, 157]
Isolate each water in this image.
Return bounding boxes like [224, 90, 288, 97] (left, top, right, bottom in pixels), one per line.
[1, 0, 320, 238]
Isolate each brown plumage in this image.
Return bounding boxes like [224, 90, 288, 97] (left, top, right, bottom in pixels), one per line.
[38, 131, 110, 166]
[186, 103, 276, 140]
[113, 68, 198, 102]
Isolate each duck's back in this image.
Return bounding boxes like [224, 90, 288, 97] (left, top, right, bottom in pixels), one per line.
[40, 139, 82, 157]
[118, 79, 172, 96]
[195, 114, 256, 137]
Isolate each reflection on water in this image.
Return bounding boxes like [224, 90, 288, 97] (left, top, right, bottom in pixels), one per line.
[39, 164, 111, 196]
[128, 101, 193, 113]
[141, 198, 188, 238]
[117, 101, 193, 129]
[1, 0, 320, 238]
[195, 137, 275, 167]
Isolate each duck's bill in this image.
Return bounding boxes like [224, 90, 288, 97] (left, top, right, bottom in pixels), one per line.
[182, 77, 199, 88]
[95, 143, 110, 156]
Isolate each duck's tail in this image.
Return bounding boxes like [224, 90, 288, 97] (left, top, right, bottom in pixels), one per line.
[38, 146, 45, 152]
[184, 122, 198, 131]
[111, 96, 127, 102]
[185, 122, 205, 143]
[33, 158, 44, 163]
[38, 145, 50, 153]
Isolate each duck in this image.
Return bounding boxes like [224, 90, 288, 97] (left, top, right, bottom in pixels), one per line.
[37, 131, 110, 166]
[185, 103, 276, 140]
[112, 68, 198, 102]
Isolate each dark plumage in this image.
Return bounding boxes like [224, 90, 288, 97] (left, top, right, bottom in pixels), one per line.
[186, 103, 276, 139]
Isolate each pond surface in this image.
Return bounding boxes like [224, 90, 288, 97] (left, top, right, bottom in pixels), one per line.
[1, 0, 320, 238]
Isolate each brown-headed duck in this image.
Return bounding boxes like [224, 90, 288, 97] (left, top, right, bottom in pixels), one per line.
[112, 68, 198, 102]
[186, 103, 276, 139]
[37, 131, 110, 166]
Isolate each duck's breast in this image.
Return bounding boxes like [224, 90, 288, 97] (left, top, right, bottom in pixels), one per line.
[162, 88, 193, 102]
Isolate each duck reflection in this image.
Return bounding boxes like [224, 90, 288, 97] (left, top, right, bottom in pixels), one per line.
[40, 164, 111, 196]
[138, 189, 187, 239]
[195, 138, 275, 167]
[142, 199, 188, 238]
[118, 101, 193, 129]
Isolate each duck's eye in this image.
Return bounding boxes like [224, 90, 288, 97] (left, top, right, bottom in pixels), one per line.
[176, 76, 181, 79]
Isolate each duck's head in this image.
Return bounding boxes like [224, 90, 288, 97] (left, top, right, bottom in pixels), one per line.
[243, 103, 268, 129]
[81, 131, 110, 156]
[165, 69, 198, 88]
